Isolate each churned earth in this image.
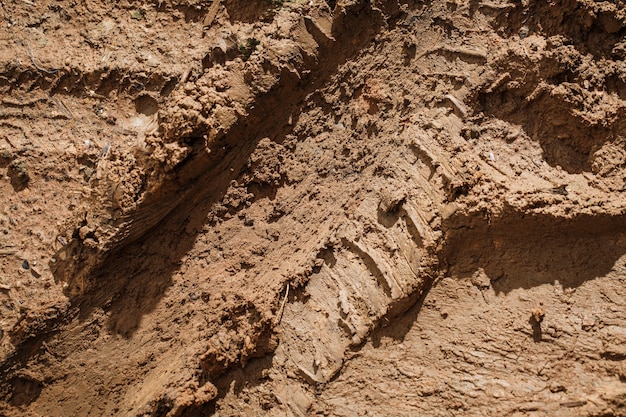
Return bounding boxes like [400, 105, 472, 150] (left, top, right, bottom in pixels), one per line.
[0, 0, 626, 416]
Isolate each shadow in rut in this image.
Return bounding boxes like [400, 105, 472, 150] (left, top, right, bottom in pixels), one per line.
[221, 0, 278, 24]
[479, 81, 625, 174]
[180, 353, 275, 417]
[370, 276, 435, 347]
[441, 209, 626, 293]
[62, 0, 390, 338]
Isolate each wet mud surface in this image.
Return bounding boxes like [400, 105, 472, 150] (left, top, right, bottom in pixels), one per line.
[1, 0, 626, 416]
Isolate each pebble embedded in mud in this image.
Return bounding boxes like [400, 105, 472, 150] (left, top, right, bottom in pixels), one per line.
[531, 307, 545, 323]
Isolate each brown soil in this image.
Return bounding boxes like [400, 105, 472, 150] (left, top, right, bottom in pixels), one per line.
[1, 0, 626, 416]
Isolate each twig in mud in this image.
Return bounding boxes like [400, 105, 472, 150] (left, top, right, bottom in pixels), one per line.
[274, 283, 290, 326]
[419, 46, 488, 61]
[26, 43, 59, 74]
[203, 0, 221, 29]
[180, 68, 192, 84]
[482, 156, 508, 177]
[560, 400, 587, 408]
[51, 97, 74, 120]
[444, 93, 468, 118]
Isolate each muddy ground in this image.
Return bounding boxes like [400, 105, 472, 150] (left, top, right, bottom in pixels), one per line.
[1, 0, 626, 415]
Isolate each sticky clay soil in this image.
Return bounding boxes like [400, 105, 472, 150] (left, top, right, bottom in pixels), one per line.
[1, 0, 626, 416]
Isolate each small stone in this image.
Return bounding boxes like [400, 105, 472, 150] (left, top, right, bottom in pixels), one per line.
[581, 315, 595, 331]
[531, 307, 545, 323]
[519, 26, 529, 39]
[83, 167, 95, 181]
[78, 225, 93, 240]
[471, 269, 491, 289]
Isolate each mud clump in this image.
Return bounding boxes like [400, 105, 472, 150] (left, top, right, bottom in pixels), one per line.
[1, 0, 626, 416]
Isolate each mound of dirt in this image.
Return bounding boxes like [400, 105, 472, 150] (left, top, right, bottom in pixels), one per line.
[1, 0, 626, 416]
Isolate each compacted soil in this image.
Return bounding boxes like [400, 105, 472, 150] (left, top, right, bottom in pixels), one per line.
[1, 0, 626, 416]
